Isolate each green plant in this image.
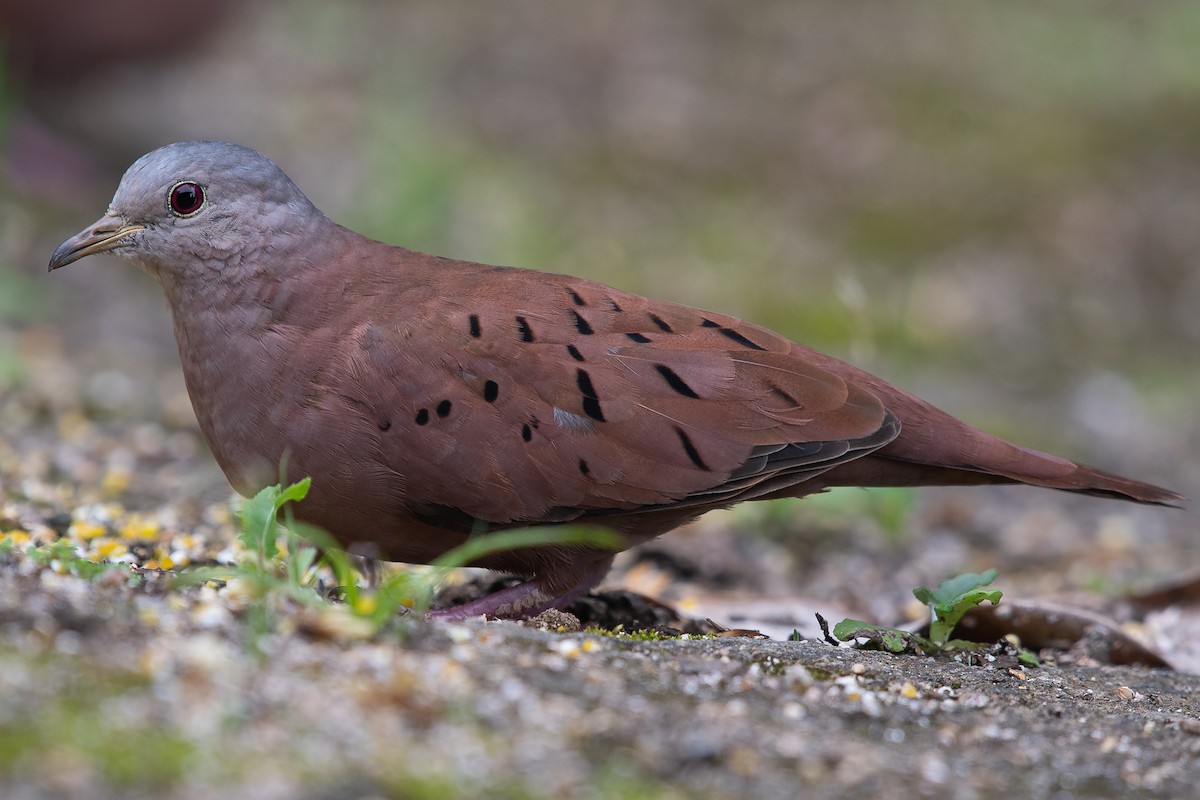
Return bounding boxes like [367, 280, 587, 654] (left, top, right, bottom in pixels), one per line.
[912, 569, 1003, 646]
[25, 539, 132, 581]
[177, 478, 621, 649]
[832, 569, 1004, 655]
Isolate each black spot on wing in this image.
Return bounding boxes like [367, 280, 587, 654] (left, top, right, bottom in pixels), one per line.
[648, 313, 673, 333]
[699, 317, 767, 350]
[654, 364, 701, 399]
[582, 397, 604, 421]
[626, 332, 652, 344]
[576, 368, 598, 399]
[516, 316, 534, 342]
[576, 368, 605, 422]
[717, 326, 767, 351]
[468, 314, 481, 338]
[572, 310, 594, 335]
[674, 426, 711, 471]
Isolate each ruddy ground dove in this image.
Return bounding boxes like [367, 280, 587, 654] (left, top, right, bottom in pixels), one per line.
[49, 141, 1182, 619]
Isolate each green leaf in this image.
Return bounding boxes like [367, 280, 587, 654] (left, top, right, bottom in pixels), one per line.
[914, 569, 1003, 645]
[832, 618, 877, 640]
[274, 476, 311, 508]
[1018, 648, 1041, 668]
[24, 540, 129, 581]
[832, 619, 920, 653]
[913, 569, 998, 606]
[236, 485, 280, 552]
[429, 526, 622, 571]
[234, 478, 314, 575]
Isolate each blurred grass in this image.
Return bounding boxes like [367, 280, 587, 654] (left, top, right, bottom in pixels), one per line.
[329, 3, 1200, 336]
[346, 88, 884, 360]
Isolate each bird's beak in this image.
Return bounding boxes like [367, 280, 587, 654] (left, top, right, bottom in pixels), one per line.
[48, 214, 146, 271]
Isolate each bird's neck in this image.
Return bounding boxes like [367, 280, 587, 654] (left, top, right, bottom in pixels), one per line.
[154, 222, 375, 493]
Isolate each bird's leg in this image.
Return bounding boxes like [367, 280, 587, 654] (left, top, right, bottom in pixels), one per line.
[347, 542, 382, 589]
[426, 565, 608, 621]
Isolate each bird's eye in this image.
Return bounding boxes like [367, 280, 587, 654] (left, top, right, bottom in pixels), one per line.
[168, 182, 205, 216]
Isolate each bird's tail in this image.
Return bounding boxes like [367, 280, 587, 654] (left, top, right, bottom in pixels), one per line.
[797, 347, 1184, 506]
[819, 446, 1183, 506]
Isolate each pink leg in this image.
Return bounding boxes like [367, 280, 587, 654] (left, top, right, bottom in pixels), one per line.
[427, 566, 607, 621]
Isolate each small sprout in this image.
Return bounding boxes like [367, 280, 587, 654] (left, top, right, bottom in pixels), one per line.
[832, 620, 921, 654]
[832, 569, 1006, 656]
[1017, 648, 1041, 668]
[25, 539, 130, 581]
[912, 569, 1002, 647]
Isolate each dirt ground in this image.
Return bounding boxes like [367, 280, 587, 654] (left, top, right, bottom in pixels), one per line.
[4, 562, 1200, 800]
[2, 3, 1199, 798]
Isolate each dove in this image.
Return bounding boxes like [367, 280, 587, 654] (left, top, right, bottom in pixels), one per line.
[49, 141, 1182, 620]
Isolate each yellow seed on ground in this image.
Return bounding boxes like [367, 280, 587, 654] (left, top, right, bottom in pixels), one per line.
[120, 515, 161, 540]
[1, 530, 31, 547]
[354, 594, 379, 615]
[93, 540, 128, 560]
[70, 521, 108, 541]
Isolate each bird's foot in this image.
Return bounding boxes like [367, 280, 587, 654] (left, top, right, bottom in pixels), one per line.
[426, 568, 606, 621]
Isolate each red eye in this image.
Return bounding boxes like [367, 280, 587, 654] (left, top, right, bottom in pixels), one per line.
[169, 182, 205, 216]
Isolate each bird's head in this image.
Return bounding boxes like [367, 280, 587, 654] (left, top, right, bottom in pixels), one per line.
[48, 140, 320, 280]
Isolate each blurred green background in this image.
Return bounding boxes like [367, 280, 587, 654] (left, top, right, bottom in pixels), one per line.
[1, 0, 1196, 491]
